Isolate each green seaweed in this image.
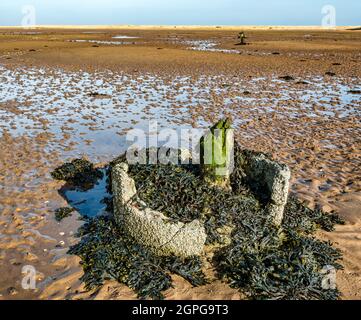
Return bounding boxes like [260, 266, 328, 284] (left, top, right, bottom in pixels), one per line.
[127, 161, 258, 245]
[283, 196, 345, 234]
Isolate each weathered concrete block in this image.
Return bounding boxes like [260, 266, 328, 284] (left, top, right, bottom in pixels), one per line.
[112, 162, 207, 257]
[240, 152, 291, 226]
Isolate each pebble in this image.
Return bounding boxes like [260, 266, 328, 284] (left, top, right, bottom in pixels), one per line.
[7, 287, 18, 296]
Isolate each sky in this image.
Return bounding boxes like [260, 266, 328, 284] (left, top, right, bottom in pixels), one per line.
[0, 0, 359, 26]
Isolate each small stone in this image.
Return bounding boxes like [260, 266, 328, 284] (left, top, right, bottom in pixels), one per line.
[7, 287, 18, 296]
[348, 89, 361, 94]
[279, 75, 294, 81]
[325, 71, 336, 76]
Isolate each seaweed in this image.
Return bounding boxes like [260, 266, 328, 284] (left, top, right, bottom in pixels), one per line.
[127, 161, 258, 245]
[51, 158, 103, 190]
[128, 163, 206, 223]
[58, 145, 343, 300]
[348, 89, 361, 94]
[279, 75, 295, 81]
[212, 183, 343, 300]
[214, 228, 342, 300]
[68, 216, 207, 300]
[283, 196, 345, 234]
[54, 207, 74, 222]
[124, 148, 343, 300]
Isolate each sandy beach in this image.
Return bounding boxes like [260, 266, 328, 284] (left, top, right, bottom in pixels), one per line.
[0, 26, 360, 300]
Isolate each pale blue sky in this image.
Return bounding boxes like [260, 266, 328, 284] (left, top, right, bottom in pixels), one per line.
[0, 0, 359, 26]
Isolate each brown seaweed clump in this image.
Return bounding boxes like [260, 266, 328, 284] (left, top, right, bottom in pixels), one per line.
[68, 216, 207, 300]
[51, 158, 103, 190]
[54, 207, 74, 222]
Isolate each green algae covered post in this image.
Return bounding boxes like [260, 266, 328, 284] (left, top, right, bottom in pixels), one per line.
[200, 119, 234, 188]
[238, 31, 247, 45]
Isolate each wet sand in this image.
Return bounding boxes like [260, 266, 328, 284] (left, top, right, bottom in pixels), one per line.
[0, 27, 360, 300]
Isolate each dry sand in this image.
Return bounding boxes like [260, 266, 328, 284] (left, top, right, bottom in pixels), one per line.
[0, 27, 360, 300]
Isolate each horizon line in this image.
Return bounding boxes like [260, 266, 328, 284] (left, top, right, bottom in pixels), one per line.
[0, 24, 360, 30]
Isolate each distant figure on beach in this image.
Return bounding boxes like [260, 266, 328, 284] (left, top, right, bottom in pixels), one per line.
[238, 31, 247, 45]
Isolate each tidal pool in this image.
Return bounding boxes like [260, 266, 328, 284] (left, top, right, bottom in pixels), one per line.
[58, 168, 110, 217]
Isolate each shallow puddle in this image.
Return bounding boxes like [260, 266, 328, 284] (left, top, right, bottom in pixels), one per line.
[69, 39, 134, 45]
[112, 35, 139, 39]
[59, 168, 110, 217]
[178, 39, 240, 54]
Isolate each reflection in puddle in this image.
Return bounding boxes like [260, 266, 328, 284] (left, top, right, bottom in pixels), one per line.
[112, 35, 139, 39]
[69, 40, 134, 45]
[182, 40, 240, 54]
[59, 168, 110, 217]
[11, 31, 43, 35]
